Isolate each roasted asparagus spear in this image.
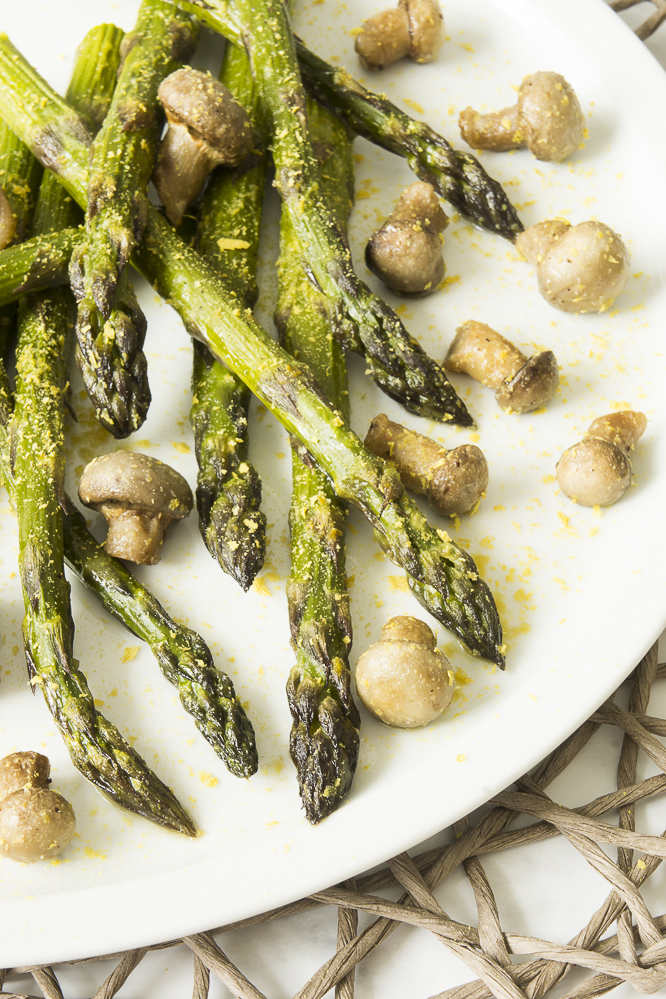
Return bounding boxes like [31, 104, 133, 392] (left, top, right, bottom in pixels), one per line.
[10, 25, 195, 835]
[183, 0, 472, 427]
[69, 1, 198, 438]
[277, 98, 361, 822]
[191, 42, 267, 590]
[0, 38, 505, 666]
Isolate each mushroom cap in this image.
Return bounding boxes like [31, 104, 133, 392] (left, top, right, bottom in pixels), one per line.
[0, 752, 50, 800]
[0, 788, 76, 863]
[157, 68, 253, 167]
[0, 186, 17, 251]
[79, 452, 193, 519]
[400, 0, 445, 63]
[517, 72, 585, 162]
[495, 350, 559, 413]
[430, 443, 489, 515]
[556, 437, 632, 507]
[366, 182, 448, 296]
[517, 220, 630, 313]
[354, 8, 411, 70]
[356, 629, 454, 728]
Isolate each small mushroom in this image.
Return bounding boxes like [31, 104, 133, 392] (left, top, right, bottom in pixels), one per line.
[0, 751, 50, 800]
[459, 71, 585, 162]
[355, 615, 454, 728]
[153, 67, 254, 227]
[515, 220, 630, 313]
[0, 187, 17, 251]
[355, 0, 444, 70]
[444, 321, 559, 414]
[556, 410, 647, 507]
[78, 452, 193, 565]
[365, 413, 488, 516]
[365, 182, 449, 296]
[0, 751, 76, 863]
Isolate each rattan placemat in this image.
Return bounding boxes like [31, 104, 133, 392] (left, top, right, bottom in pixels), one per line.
[2, 6, 666, 998]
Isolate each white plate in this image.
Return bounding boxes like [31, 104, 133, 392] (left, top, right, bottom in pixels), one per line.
[1, 0, 665, 967]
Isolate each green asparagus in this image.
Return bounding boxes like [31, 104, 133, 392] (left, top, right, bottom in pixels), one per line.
[0, 38, 505, 667]
[183, 0, 472, 427]
[10, 26, 194, 835]
[191, 41, 267, 590]
[0, 116, 43, 354]
[69, 3, 198, 438]
[278, 99, 360, 822]
[295, 41, 524, 242]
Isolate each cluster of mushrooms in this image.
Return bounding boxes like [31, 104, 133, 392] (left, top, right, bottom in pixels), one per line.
[60, 1, 644, 744]
[345, 1, 645, 729]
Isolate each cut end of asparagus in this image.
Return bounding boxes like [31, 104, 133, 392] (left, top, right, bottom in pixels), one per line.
[287, 669, 361, 824]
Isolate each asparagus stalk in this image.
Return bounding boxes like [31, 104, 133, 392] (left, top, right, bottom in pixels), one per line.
[0, 116, 43, 354]
[0, 227, 81, 305]
[295, 41, 524, 242]
[183, 0, 471, 428]
[0, 40, 505, 667]
[191, 42, 267, 590]
[277, 99, 360, 822]
[69, 2, 198, 438]
[10, 28, 194, 836]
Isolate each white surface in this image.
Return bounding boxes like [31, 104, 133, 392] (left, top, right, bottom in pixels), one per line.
[1, 0, 666, 973]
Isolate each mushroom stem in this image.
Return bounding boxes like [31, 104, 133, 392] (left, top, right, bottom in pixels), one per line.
[365, 412, 488, 516]
[459, 104, 522, 152]
[153, 121, 217, 227]
[101, 507, 170, 565]
[445, 321, 526, 390]
[586, 411, 647, 455]
[355, 0, 444, 70]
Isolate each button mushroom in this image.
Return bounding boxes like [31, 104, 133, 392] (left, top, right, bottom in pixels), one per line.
[444, 321, 559, 414]
[78, 452, 193, 565]
[355, 0, 444, 71]
[365, 182, 449, 296]
[0, 752, 76, 863]
[459, 71, 585, 162]
[355, 615, 454, 728]
[556, 410, 647, 507]
[153, 67, 254, 227]
[515, 220, 630, 314]
[365, 412, 488, 516]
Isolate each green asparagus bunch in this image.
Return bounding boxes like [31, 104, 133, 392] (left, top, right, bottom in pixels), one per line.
[10, 25, 195, 835]
[278, 98, 360, 822]
[191, 41, 267, 590]
[70, 2, 198, 438]
[184, 0, 472, 427]
[0, 36, 505, 667]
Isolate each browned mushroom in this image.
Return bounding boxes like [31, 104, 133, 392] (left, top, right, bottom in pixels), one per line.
[153, 67, 254, 227]
[556, 410, 647, 507]
[355, 615, 454, 728]
[78, 452, 193, 565]
[0, 751, 50, 800]
[365, 413, 488, 516]
[515, 220, 630, 314]
[444, 321, 559, 414]
[459, 72, 585, 162]
[355, 0, 444, 70]
[365, 182, 449, 296]
[0, 751, 76, 863]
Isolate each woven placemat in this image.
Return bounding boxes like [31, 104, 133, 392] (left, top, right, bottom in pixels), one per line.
[2, 6, 666, 998]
